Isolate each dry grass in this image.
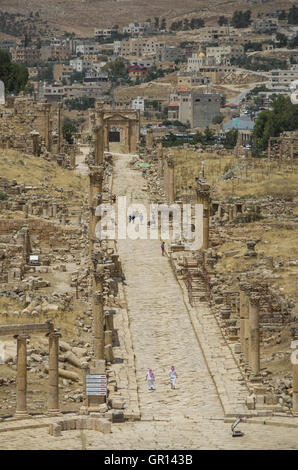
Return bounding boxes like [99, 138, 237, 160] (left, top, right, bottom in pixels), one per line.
[215, 220, 298, 306]
[171, 148, 298, 200]
[0, 150, 87, 198]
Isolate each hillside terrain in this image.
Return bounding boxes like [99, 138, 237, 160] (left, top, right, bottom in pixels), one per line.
[0, 0, 294, 35]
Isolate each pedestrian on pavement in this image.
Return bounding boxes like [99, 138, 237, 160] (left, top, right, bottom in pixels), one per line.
[129, 214, 132, 223]
[146, 369, 155, 391]
[139, 213, 143, 225]
[161, 241, 165, 256]
[112, 193, 116, 203]
[169, 366, 177, 389]
[131, 210, 135, 224]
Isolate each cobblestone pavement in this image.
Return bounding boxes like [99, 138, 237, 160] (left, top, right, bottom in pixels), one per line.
[115, 153, 223, 421]
[0, 417, 297, 450]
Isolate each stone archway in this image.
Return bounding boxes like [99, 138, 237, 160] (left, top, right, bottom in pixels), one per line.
[102, 110, 140, 153]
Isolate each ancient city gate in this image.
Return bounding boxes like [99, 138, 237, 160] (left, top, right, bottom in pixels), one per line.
[103, 110, 140, 153]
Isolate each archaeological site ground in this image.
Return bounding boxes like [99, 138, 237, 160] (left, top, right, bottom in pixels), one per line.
[0, 0, 298, 453]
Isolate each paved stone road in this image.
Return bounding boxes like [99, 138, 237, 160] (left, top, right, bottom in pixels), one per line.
[114, 153, 224, 421]
[1, 151, 297, 450]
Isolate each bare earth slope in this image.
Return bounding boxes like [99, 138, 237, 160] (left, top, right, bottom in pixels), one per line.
[0, 0, 293, 35]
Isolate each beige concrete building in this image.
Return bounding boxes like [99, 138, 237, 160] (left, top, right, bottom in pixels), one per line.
[269, 66, 298, 92]
[177, 89, 221, 128]
[53, 64, 73, 83]
[10, 47, 41, 64]
[206, 45, 244, 64]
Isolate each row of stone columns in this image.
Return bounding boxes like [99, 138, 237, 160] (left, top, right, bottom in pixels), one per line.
[15, 331, 60, 417]
[240, 284, 298, 412]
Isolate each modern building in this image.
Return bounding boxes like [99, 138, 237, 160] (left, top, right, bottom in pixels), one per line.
[187, 53, 216, 72]
[10, 47, 41, 64]
[177, 72, 210, 88]
[269, 66, 298, 92]
[123, 22, 152, 35]
[177, 89, 221, 128]
[76, 43, 99, 55]
[222, 115, 254, 146]
[253, 18, 278, 33]
[131, 96, 145, 111]
[94, 28, 117, 40]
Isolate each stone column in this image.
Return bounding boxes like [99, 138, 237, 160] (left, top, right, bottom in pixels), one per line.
[146, 129, 153, 148]
[167, 158, 175, 204]
[94, 115, 104, 165]
[196, 182, 210, 250]
[57, 103, 62, 153]
[293, 358, 298, 412]
[81, 362, 90, 410]
[48, 331, 61, 414]
[248, 295, 260, 375]
[93, 291, 104, 360]
[15, 335, 29, 417]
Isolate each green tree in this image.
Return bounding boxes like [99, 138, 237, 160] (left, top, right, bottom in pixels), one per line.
[276, 32, 288, 48]
[0, 50, 28, 94]
[253, 95, 298, 152]
[218, 16, 228, 26]
[231, 10, 251, 28]
[102, 59, 129, 80]
[288, 5, 298, 25]
[62, 118, 78, 145]
[224, 129, 238, 149]
[160, 18, 166, 30]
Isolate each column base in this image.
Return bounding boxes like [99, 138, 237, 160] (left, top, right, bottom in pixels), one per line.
[47, 409, 62, 416]
[14, 411, 30, 419]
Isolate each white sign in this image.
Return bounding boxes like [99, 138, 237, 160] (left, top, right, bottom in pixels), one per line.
[0, 81, 5, 105]
[86, 374, 107, 396]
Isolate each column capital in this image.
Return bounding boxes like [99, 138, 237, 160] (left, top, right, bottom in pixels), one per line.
[47, 330, 61, 339]
[14, 334, 30, 341]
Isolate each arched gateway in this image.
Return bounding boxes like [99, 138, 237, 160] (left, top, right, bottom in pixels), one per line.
[101, 108, 140, 153]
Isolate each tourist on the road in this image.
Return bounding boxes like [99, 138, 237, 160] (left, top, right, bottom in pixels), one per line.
[139, 213, 143, 225]
[131, 210, 135, 223]
[129, 214, 132, 223]
[169, 365, 177, 389]
[112, 193, 116, 203]
[161, 241, 165, 256]
[146, 369, 155, 391]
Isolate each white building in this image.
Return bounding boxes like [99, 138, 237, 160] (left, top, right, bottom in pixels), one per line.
[269, 66, 298, 92]
[76, 43, 99, 55]
[70, 58, 92, 73]
[94, 28, 117, 40]
[187, 54, 216, 72]
[131, 96, 145, 111]
[123, 22, 152, 35]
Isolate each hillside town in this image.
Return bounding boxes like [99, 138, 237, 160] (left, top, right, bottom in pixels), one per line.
[0, 1, 297, 451]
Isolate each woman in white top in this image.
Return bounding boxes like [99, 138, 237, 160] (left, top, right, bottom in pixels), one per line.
[146, 369, 155, 391]
[170, 365, 177, 389]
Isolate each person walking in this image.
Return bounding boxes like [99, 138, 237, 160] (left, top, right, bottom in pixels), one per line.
[146, 369, 155, 391]
[169, 366, 177, 389]
[139, 212, 143, 225]
[131, 210, 135, 224]
[161, 241, 165, 256]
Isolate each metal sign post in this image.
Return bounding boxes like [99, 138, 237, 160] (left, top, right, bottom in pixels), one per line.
[86, 374, 107, 396]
